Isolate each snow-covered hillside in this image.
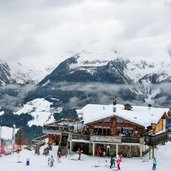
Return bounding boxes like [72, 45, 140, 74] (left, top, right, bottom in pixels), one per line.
[0, 141, 171, 170]
[15, 98, 55, 126]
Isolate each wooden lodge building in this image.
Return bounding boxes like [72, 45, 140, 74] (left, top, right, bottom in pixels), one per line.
[43, 103, 169, 158]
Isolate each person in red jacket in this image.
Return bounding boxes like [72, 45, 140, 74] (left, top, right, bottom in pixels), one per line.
[97, 147, 102, 158]
[117, 158, 121, 170]
[119, 153, 123, 162]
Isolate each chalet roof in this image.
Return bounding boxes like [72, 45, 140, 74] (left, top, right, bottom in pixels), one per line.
[78, 104, 169, 128]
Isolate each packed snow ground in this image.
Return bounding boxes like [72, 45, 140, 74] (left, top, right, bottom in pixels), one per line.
[1, 142, 171, 171]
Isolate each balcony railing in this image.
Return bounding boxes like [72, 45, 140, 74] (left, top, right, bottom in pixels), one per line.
[70, 134, 142, 144]
[90, 135, 121, 143]
[71, 134, 90, 141]
[121, 136, 140, 143]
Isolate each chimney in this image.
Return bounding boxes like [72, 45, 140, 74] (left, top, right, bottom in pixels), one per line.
[113, 98, 117, 112]
[124, 103, 132, 110]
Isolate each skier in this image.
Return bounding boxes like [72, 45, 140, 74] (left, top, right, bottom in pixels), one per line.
[97, 147, 102, 158]
[77, 148, 83, 160]
[57, 151, 62, 163]
[152, 157, 157, 170]
[35, 145, 40, 155]
[16, 147, 22, 163]
[26, 158, 30, 166]
[48, 143, 52, 151]
[119, 153, 123, 162]
[110, 155, 115, 169]
[116, 158, 121, 170]
[107, 145, 110, 156]
[48, 155, 54, 167]
[58, 145, 62, 153]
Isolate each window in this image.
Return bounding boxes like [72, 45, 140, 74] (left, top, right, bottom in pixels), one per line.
[116, 119, 124, 124]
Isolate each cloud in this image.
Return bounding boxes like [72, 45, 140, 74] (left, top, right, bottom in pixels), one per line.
[0, 0, 171, 68]
[0, 84, 36, 110]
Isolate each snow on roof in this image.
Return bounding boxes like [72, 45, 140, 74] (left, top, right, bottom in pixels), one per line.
[79, 104, 169, 128]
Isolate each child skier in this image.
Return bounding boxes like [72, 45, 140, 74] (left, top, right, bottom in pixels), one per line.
[119, 153, 123, 162]
[48, 155, 54, 167]
[116, 158, 121, 170]
[152, 157, 157, 170]
[110, 155, 115, 169]
[57, 151, 62, 163]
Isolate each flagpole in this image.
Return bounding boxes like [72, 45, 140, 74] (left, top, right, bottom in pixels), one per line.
[12, 124, 16, 153]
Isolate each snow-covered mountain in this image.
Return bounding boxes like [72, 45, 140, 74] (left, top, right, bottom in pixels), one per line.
[39, 53, 171, 86]
[0, 59, 56, 85]
[30, 53, 170, 107]
[1, 53, 171, 109]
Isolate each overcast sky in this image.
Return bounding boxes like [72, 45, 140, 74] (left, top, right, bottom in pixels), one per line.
[0, 0, 171, 68]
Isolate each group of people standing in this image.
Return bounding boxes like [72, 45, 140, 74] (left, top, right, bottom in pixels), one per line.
[96, 146, 122, 170]
[48, 145, 62, 167]
[110, 154, 122, 170]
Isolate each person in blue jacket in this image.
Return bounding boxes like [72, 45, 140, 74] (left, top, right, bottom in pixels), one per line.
[152, 157, 157, 170]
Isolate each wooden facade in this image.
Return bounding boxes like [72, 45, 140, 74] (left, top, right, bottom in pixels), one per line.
[86, 116, 145, 138]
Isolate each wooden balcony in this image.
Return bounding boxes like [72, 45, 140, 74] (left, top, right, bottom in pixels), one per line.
[70, 134, 141, 144]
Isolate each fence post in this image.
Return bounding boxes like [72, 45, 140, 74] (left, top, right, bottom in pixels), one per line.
[149, 146, 152, 159]
[92, 143, 95, 156]
[140, 145, 143, 159]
